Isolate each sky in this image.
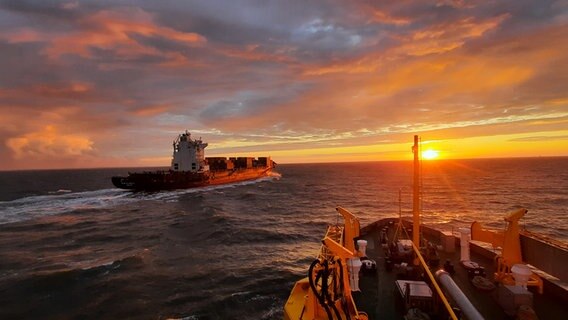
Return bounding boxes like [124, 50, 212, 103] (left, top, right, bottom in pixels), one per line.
[0, 0, 567, 170]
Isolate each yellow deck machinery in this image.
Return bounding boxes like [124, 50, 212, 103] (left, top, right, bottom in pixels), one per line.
[471, 208, 543, 294]
[283, 207, 369, 320]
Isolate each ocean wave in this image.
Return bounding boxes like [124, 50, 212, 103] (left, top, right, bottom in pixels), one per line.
[0, 174, 281, 225]
[0, 188, 136, 225]
[48, 189, 73, 194]
[70, 254, 146, 273]
[225, 227, 312, 244]
[2, 252, 147, 294]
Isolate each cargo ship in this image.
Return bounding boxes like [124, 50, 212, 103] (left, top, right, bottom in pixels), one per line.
[111, 131, 275, 190]
[284, 136, 567, 320]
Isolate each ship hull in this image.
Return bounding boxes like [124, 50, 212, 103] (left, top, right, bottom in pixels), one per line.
[111, 167, 272, 191]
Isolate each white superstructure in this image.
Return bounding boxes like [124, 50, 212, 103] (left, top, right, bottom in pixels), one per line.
[170, 131, 210, 172]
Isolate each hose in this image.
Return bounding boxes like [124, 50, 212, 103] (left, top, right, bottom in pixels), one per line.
[322, 260, 342, 320]
[308, 259, 333, 319]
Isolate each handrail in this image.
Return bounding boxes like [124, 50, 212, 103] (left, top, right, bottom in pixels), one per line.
[411, 241, 458, 320]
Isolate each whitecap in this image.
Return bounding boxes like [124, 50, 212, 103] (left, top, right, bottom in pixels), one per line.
[0, 188, 136, 225]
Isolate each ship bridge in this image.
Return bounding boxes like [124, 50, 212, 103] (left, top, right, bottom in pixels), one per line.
[171, 131, 209, 173]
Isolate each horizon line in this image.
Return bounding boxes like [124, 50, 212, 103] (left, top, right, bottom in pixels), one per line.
[2, 155, 567, 172]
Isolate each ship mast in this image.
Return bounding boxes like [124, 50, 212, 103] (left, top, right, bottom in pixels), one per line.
[412, 135, 420, 263]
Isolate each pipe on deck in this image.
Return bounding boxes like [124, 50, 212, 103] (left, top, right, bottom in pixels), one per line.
[435, 270, 484, 320]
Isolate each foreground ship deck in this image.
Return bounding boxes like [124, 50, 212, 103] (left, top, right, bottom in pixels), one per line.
[284, 136, 568, 320]
[285, 211, 568, 320]
[353, 218, 567, 319]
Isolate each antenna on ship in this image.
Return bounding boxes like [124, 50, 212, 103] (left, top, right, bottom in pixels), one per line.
[412, 135, 421, 265]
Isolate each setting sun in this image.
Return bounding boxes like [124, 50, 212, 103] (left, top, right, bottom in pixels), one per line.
[422, 149, 440, 160]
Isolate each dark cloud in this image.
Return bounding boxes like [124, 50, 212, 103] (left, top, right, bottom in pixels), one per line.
[0, 0, 81, 21]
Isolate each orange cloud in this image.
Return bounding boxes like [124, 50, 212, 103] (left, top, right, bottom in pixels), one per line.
[302, 14, 510, 76]
[302, 55, 382, 76]
[32, 82, 93, 98]
[394, 14, 510, 56]
[0, 27, 43, 43]
[6, 125, 94, 159]
[374, 57, 533, 98]
[369, 9, 411, 26]
[217, 44, 295, 63]
[43, 8, 206, 62]
[133, 104, 170, 117]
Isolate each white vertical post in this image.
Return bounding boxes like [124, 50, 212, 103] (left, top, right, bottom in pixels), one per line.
[347, 258, 362, 292]
[459, 228, 471, 262]
[357, 240, 368, 257]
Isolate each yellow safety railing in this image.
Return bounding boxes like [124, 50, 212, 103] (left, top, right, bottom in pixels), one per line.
[411, 242, 458, 320]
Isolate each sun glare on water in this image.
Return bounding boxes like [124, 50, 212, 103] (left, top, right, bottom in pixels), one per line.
[422, 149, 440, 160]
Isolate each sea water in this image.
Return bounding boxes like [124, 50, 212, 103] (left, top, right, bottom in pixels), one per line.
[0, 158, 566, 319]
